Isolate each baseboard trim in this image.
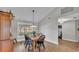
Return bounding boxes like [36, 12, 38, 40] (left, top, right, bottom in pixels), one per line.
[45, 39, 58, 45]
[62, 38, 78, 42]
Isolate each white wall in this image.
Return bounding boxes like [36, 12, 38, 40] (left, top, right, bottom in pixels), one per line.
[11, 20, 17, 39]
[60, 7, 79, 42]
[38, 8, 60, 44]
[75, 20, 79, 42]
[38, 7, 79, 44]
[62, 20, 76, 42]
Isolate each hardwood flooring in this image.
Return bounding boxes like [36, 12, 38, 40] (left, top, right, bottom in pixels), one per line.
[13, 40, 79, 52]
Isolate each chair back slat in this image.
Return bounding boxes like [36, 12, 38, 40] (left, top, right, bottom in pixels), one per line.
[38, 35, 45, 42]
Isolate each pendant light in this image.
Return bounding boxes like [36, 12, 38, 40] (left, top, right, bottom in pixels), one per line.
[30, 9, 37, 28]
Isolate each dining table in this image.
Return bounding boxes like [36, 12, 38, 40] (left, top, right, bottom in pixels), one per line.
[30, 35, 40, 51]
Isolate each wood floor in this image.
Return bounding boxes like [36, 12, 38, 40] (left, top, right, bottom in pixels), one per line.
[13, 40, 79, 52]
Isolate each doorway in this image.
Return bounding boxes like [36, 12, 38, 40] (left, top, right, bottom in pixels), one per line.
[58, 25, 62, 44]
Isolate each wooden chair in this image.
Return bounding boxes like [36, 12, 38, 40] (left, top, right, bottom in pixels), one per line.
[24, 35, 32, 51]
[36, 35, 45, 51]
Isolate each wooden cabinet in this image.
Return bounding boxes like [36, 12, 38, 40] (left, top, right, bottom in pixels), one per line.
[0, 11, 14, 52]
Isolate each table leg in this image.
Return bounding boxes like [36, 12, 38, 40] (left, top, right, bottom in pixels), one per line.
[32, 40, 35, 52]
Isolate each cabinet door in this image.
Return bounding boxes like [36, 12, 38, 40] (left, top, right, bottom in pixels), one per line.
[1, 14, 11, 40]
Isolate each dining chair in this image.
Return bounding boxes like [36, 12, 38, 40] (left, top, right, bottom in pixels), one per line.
[35, 35, 45, 52]
[24, 35, 32, 51]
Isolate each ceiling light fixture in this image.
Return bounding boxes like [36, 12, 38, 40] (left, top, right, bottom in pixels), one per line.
[30, 10, 37, 28]
[58, 19, 64, 23]
[58, 18, 70, 23]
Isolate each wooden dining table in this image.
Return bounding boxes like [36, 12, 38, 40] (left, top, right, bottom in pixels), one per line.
[30, 36, 40, 51]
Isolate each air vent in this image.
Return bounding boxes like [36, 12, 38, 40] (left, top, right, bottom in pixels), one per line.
[61, 7, 74, 15]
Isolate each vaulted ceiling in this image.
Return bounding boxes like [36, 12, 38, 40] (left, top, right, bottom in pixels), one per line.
[0, 7, 55, 23]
